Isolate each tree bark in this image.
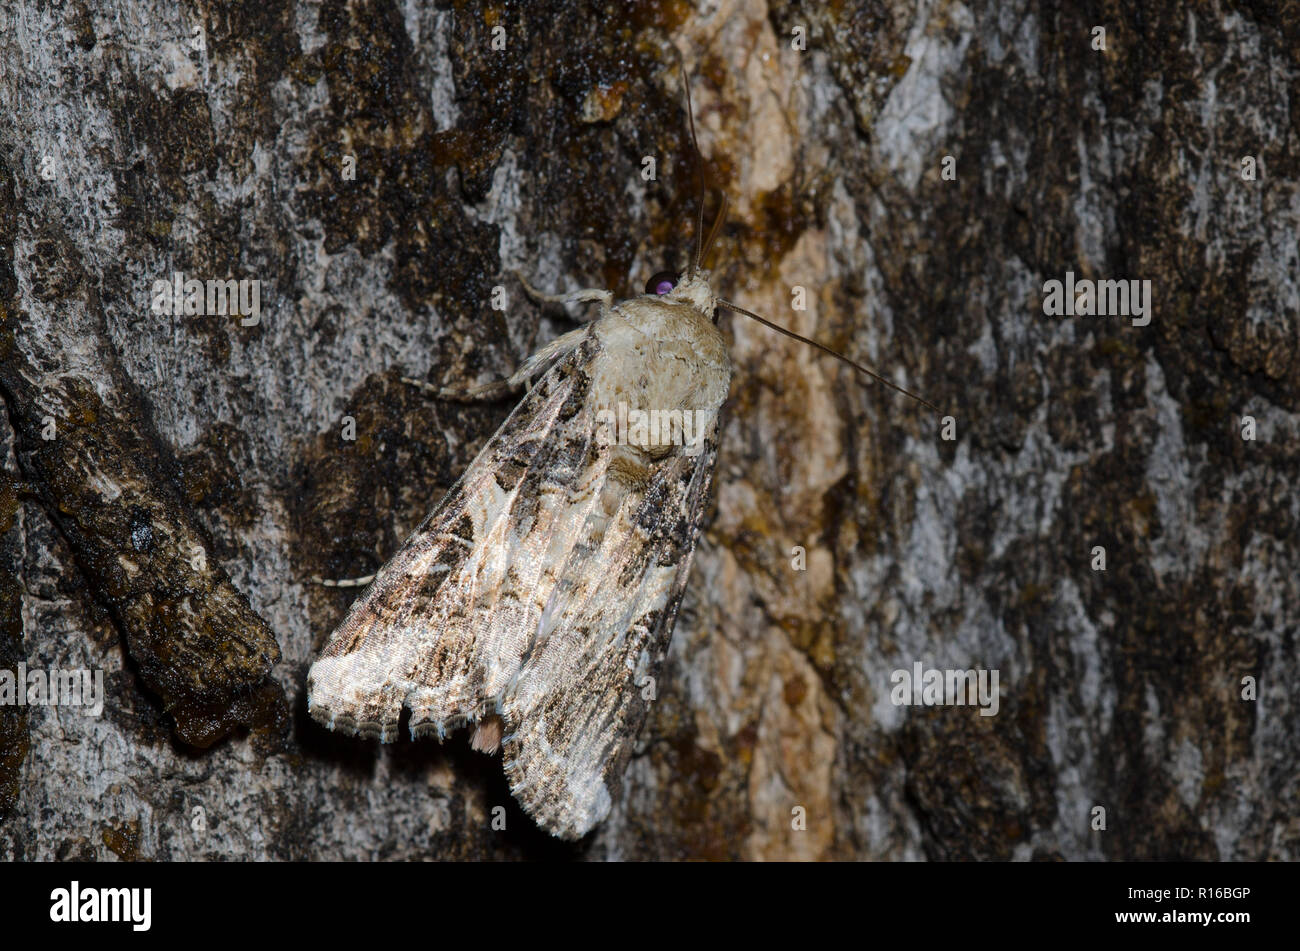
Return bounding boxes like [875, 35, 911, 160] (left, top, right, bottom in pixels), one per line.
[0, 0, 1295, 860]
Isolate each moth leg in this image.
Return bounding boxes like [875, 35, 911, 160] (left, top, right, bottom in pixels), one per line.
[514, 270, 612, 314]
[403, 324, 591, 402]
[400, 376, 516, 403]
[310, 573, 376, 588]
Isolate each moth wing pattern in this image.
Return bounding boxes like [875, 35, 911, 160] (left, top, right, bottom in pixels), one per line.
[307, 332, 613, 741]
[309, 283, 732, 840]
[501, 422, 722, 839]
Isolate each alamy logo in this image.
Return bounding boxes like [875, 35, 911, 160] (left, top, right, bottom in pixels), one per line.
[594, 402, 713, 456]
[890, 662, 1000, 716]
[0, 664, 103, 715]
[50, 881, 151, 931]
[151, 270, 261, 326]
[1042, 271, 1151, 326]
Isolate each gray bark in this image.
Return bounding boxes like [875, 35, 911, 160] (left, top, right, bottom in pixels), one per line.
[0, 0, 1295, 860]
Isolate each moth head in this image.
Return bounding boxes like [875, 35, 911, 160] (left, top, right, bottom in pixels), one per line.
[646, 267, 715, 316]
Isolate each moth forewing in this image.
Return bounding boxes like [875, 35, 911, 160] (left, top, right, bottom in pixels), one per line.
[307, 271, 731, 839]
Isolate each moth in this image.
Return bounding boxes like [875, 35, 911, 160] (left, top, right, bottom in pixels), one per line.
[307, 68, 937, 840]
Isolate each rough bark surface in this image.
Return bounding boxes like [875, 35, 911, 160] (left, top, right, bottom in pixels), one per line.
[0, 0, 1295, 860]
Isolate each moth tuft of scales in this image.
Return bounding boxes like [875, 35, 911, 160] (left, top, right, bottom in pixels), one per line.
[307, 63, 939, 841]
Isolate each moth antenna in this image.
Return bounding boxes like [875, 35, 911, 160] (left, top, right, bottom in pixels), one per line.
[715, 299, 945, 415]
[700, 191, 728, 269]
[678, 58, 706, 278]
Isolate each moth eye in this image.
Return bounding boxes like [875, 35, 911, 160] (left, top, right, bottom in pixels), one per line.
[645, 270, 678, 296]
